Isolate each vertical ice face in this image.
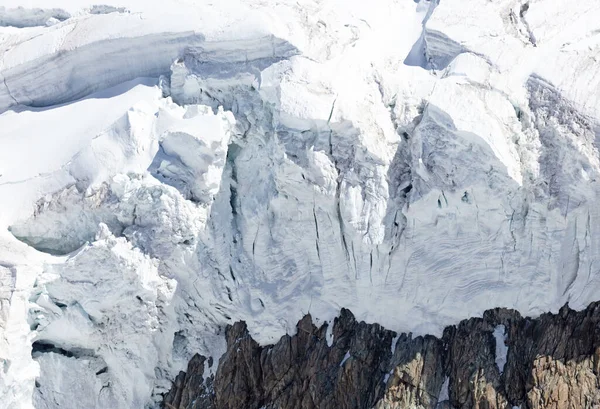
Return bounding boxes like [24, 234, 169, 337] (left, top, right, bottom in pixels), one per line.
[1, 0, 600, 407]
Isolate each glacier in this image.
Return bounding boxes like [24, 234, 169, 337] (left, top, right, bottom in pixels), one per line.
[1, 0, 600, 407]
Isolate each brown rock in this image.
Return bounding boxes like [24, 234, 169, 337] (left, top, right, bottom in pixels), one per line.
[164, 302, 600, 409]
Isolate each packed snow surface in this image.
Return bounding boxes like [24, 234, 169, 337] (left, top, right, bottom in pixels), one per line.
[1, 0, 600, 407]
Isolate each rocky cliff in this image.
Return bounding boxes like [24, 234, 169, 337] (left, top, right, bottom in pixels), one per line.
[165, 302, 600, 409]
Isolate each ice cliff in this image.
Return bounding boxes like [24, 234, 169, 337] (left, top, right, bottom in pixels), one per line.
[1, 0, 600, 407]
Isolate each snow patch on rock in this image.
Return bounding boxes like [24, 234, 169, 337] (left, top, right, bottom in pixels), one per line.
[339, 351, 351, 367]
[326, 319, 335, 347]
[493, 325, 507, 373]
[438, 376, 450, 403]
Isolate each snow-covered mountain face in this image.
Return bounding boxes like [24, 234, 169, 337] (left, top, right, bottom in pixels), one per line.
[1, 0, 600, 407]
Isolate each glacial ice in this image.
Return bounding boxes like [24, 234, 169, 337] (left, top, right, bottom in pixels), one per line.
[1, 0, 600, 407]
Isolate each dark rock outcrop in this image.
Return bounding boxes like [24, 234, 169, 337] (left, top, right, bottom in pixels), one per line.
[164, 302, 600, 409]
[164, 354, 214, 409]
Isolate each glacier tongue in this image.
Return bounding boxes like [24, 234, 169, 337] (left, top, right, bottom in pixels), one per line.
[1, 0, 600, 407]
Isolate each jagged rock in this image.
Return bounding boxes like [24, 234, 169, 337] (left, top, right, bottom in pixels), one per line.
[166, 309, 446, 409]
[212, 310, 397, 409]
[443, 317, 508, 409]
[376, 334, 445, 409]
[167, 309, 418, 409]
[504, 303, 600, 409]
[527, 355, 600, 409]
[165, 302, 600, 409]
[164, 354, 214, 409]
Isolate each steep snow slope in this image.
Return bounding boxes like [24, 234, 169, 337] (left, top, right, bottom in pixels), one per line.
[1, 0, 600, 408]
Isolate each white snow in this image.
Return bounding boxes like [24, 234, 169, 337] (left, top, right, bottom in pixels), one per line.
[390, 333, 400, 355]
[383, 369, 393, 384]
[1, 0, 600, 407]
[438, 376, 450, 402]
[339, 351, 351, 367]
[326, 320, 334, 347]
[493, 325, 507, 374]
[0, 7, 70, 28]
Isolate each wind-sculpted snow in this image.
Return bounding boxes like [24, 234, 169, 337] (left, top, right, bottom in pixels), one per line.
[1, 0, 600, 408]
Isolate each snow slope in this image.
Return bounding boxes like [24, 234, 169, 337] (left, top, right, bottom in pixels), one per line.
[1, 0, 600, 408]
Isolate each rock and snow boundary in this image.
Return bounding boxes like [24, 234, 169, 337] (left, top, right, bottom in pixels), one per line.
[1, 0, 600, 407]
